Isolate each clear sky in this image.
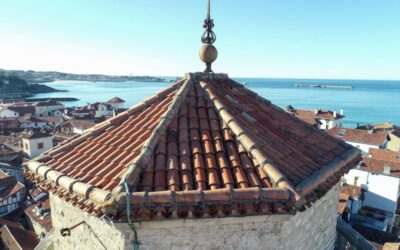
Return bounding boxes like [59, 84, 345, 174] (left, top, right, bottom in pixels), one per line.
[1, 0, 399, 80]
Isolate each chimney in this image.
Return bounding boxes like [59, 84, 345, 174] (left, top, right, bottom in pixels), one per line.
[314, 109, 319, 115]
[333, 111, 337, 118]
[383, 165, 391, 175]
[340, 109, 344, 115]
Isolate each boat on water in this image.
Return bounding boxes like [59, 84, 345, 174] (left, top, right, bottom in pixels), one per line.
[294, 84, 353, 89]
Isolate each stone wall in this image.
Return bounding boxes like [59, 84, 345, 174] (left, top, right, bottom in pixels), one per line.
[50, 183, 340, 250]
[50, 193, 126, 250]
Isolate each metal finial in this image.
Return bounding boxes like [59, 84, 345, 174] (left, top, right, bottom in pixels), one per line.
[207, 0, 211, 19]
[201, 0, 216, 45]
[200, 0, 218, 73]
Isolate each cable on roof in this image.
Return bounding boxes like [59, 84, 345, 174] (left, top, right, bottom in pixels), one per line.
[124, 181, 140, 250]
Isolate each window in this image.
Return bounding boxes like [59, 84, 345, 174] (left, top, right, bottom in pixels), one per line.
[0, 206, 8, 214]
[38, 143, 44, 149]
[354, 176, 359, 186]
[24, 143, 29, 150]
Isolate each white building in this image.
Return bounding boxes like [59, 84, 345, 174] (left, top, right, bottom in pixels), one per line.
[107, 97, 126, 109]
[34, 100, 64, 116]
[0, 170, 25, 217]
[0, 108, 18, 118]
[71, 120, 96, 134]
[285, 106, 344, 130]
[343, 168, 400, 231]
[93, 103, 113, 118]
[18, 116, 64, 129]
[0, 105, 36, 118]
[328, 127, 389, 155]
[22, 132, 53, 159]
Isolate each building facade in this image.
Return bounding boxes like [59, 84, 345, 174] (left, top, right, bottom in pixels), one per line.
[0, 170, 25, 217]
[22, 132, 53, 159]
[328, 127, 389, 155]
[34, 100, 64, 116]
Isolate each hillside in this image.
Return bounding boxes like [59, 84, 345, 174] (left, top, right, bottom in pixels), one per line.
[0, 74, 62, 99]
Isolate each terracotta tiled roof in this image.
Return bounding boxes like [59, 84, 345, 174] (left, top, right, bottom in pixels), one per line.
[71, 119, 96, 130]
[368, 148, 400, 163]
[290, 109, 344, 121]
[0, 225, 39, 250]
[338, 184, 364, 214]
[340, 184, 363, 199]
[35, 99, 62, 106]
[0, 170, 24, 202]
[328, 127, 389, 146]
[0, 217, 23, 229]
[0, 118, 19, 129]
[338, 193, 349, 215]
[25, 188, 52, 232]
[360, 157, 400, 177]
[36, 116, 63, 123]
[6, 105, 36, 116]
[26, 73, 360, 221]
[107, 97, 126, 103]
[21, 132, 51, 140]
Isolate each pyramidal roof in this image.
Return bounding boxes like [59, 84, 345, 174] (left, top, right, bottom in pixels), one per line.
[25, 73, 360, 220]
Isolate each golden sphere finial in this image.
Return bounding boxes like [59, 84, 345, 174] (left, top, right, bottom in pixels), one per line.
[199, 44, 218, 73]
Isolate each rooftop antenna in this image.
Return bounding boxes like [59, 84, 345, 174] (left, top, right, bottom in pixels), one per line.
[199, 0, 218, 73]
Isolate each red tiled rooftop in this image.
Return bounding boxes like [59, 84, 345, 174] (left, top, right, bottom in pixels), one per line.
[340, 184, 363, 199]
[0, 225, 39, 250]
[107, 97, 126, 103]
[328, 127, 389, 146]
[338, 184, 363, 214]
[4, 105, 36, 116]
[0, 170, 24, 202]
[368, 148, 400, 163]
[26, 73, 360, 221]
[360, 157, 400, 177]
[25, 188, 53, 232]
[289, 109, 344, 121]
[71, 119, 97, 130]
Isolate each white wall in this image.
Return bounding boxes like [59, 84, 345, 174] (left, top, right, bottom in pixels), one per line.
[346, 141, 379, 155]
[0, 109, 19, 118]
[94, 104, 113, 118]
[23, 137, 53, 159]
[318, 118, 343, 130]
[364, 174, 400, 213]
[344, 169, 400, 214]
[35, 104, 64, 116]
[109, 102, 123, 109]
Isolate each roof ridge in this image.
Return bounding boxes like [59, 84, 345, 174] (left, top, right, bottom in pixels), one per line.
[198, 79, 303, 204]
[26, 77, 190, 205]
[108, 75, 194, 199]
[33, 79, 185, 163]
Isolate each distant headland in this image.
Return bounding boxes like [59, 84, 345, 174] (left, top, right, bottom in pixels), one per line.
[294, 83, 353, 89]
[0, 69, 167, 84]
[0, 74, 65, 99]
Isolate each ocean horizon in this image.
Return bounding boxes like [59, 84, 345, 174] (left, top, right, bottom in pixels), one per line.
[33, 77, 400, 128]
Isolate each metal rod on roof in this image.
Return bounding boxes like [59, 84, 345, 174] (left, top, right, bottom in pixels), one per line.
[207, 0, 211, 20]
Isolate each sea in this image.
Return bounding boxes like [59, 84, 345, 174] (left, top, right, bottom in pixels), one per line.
[33, 77, 400, 128]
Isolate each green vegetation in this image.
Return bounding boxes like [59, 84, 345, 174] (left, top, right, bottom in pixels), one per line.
[0, 73, 61, 99]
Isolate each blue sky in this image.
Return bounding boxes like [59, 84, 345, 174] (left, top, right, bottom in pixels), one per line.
[0, 0, 399, 79]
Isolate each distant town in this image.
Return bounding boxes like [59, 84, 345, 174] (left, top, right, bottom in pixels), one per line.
[0, 69, 167, 84]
